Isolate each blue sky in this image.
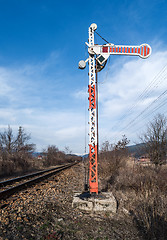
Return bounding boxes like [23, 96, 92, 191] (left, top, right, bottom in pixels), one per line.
[0, 0, 167, 154]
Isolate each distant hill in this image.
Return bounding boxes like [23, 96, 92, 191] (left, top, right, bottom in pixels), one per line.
[127, 143, 146, 157]
[81, 154, 89, 158]
[69, 144, 146, 159]
[80, 144, 146, 159]
[32, 152, 43, 157]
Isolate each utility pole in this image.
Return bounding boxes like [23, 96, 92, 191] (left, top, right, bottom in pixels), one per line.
[87, 23, 98, 194]
[79, 23, 151, 195]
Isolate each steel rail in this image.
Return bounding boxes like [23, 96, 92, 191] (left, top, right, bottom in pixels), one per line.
[0, 162, 77, 200]
[0, 163, 73, 187]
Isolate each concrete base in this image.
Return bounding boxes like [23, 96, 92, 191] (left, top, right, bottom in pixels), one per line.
[72, 191, 117, 213]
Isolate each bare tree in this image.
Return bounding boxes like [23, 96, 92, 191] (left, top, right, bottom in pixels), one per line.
[43, 145, 78, 167]
[114, 134, 130, 163]
[0, 125, 15, 156]
[141, 114, 167, 166]
[101, 140, 113, 152]
[99, 135, 130, 190]
[0, 126, 35, 175]
[15, 126, 35, 155]
[43, 145, 65, 167]
[64, 146, 72, 154]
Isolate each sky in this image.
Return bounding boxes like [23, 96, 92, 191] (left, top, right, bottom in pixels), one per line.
[0, 0, 167, 154]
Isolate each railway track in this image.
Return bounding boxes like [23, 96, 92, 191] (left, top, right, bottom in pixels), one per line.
[0, 162, 77, 200]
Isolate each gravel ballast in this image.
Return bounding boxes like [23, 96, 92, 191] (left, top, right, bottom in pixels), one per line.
[0, 162, 140, 240]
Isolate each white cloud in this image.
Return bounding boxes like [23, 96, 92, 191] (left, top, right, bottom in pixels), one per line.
[0, 106, 86, 153]
[0, 52, 87, 154]
[0, 47, 167, 153]
[98, 48, 167, 145]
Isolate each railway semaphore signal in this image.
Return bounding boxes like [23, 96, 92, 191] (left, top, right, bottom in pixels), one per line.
[79, 23, 151, 194]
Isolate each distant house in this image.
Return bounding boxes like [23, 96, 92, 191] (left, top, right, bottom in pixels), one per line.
[37, 155, 43, 160]
[137, 156, 150, 163]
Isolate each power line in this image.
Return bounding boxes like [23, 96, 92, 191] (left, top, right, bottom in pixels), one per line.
[127, 97, 167, 133]
[118, 65, 167, 123]
[124, 89, 167, 130]
[114, 89, 167, 140]
[111, 74, 167, 141]
[110, 64, 167, 133]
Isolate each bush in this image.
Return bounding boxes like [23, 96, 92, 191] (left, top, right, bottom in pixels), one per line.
[113, 164, 167, 240]
[132, 194, 167, 240]
[98, 137, 167, 239]
[99, 136, 129, 190]
[0, 126, 35, 176]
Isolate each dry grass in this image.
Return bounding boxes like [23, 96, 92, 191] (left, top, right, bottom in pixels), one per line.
[99, 152, 167, 240]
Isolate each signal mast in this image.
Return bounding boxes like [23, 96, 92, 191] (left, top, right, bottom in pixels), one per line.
[79, 23, 151, 195]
